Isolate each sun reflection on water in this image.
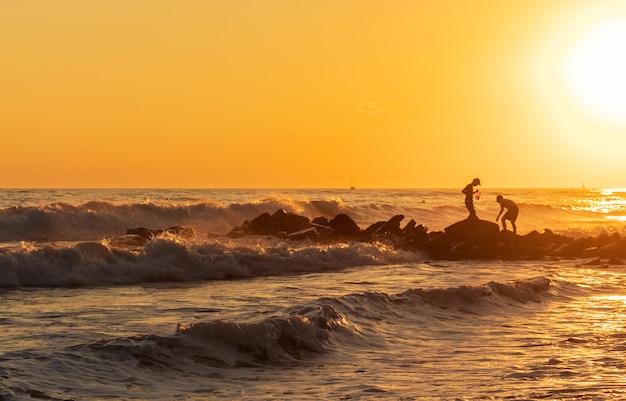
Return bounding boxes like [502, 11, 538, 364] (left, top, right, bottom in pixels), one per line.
[569, 290, 626, 338]
[574, 188, 626, 222]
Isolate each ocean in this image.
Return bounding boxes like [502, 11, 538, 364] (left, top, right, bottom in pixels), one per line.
[2, 187, 626, 400]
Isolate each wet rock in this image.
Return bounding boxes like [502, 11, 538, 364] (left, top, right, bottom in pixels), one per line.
[110, 234, 150, 247]
[328, 214, 361, 238]
[226, 210, 622, 261]
[166, 225, 196, 238]
[596, 238, 626, 258]
[362, 215, 405, 240]
[287, 227, 318, 240]
[122, 225, 195, 244]
[237, 209, 312, 237]
[246, 212, 274, 235]
[311, 216, 329, 226]
[551, 237, 594, 257]
[127, 227, 162, 240]
[444, 218, 500, 242]
[375, 214, 405, 236]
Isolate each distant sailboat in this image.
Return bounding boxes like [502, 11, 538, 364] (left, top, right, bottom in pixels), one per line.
[350, 177, 355, 190]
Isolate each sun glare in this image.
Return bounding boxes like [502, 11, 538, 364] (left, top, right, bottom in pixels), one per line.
[563, 18, 626, 123]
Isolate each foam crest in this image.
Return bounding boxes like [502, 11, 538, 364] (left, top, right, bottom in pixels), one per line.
[324, 277, 555, 324]
[177, 303, 347, 363]
[0, 199, 352, 242]
[400, 276, 553, 309]
[0, 238, 421, 287]
[73, 277, 563, 373]
[80, 303, 349, 370]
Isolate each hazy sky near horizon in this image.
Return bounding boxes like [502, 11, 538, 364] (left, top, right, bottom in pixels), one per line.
[2, 1, 626, 189]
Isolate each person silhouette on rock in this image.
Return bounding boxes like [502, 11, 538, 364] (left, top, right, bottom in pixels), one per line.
[496, 195, 518, 234]
[462, 178, 481, 219]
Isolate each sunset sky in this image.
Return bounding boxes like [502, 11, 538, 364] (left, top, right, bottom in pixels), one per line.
[2, 1, 626, 189]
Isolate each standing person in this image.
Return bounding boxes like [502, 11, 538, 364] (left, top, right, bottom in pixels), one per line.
[462, 178, 481, 219]
[496, 195, 518, 234]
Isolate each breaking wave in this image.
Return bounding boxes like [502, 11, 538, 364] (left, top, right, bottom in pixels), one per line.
[76, 277, 558, 369]
[0, 237, 423, 288]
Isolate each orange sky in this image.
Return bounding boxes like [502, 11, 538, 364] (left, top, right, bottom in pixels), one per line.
[2, 1, 626, 188]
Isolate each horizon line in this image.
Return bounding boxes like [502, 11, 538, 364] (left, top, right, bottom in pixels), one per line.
[0, 186, 613, 190]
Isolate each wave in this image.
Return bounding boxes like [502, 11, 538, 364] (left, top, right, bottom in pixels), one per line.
[0, 198, 621, 288]
[0, 237, 423, 288]
[76, 277, 559, 370]
[0, 199, 351, 242]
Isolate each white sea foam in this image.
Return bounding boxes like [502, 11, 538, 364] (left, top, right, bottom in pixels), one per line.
[0, 237, 423, 288]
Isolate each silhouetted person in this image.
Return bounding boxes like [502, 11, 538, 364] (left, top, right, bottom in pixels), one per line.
[462, 178, 481, 219]
[496, 195, 518, 234]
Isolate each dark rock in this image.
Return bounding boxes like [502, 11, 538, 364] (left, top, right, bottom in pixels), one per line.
[244, 209, 312, 236]
[277, 211, 311, 233]
[409, 223, 428, 239]
[311, 216, 329, 226]
[444, 218, 500, 242]
[225, 210, 623, 261]
[596, 239, 626, 258]
[110, 234, 150, 247]
[328, 214, 361, 238]
[596, 232, 620, 248]
[584, 257, 603, 266]
[402, 219, 417, 233]
[362, 221, 386, 238]
[287, 227, 318, 240]
[126, 227, 162, 239]
[247, 212, 275, 235]
[127, 226, 195, 240]
[377, 215, 405, 236]
[378, 214, 404, 235]
[551, 237, 594, 257]
[122, 226, 195, 244]
[424, 231, 453, 259]
[397, 223, 429, 251]
[166, 226, 196, 238]
[362, 215, 406, 242]
[513, 230, 570, 258]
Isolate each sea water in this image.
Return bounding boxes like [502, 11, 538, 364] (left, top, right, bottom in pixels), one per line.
[1, 188, 626, 400]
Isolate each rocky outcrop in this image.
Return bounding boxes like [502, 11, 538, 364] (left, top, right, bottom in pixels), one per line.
[110, 225, 196, 247]
[114, 209, 625, 262]
[228, 209, 316, 238]
[126, 225, 196, 240]
[328, 214, 362, 238]
[226, 209, 626, 261]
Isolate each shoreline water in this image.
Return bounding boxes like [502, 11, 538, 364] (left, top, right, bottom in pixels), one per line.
[2, 188, 626, 399]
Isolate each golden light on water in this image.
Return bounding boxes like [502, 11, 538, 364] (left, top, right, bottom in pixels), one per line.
[588, 295, 626, 334]
[573, 188, 626, 222]
[600, 188, 626, 195]
[562, 289, 626, 336]
[601, 295, 626, 302]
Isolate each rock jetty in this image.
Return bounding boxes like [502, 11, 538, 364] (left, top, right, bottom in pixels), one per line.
[227, 209, 626, 261]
